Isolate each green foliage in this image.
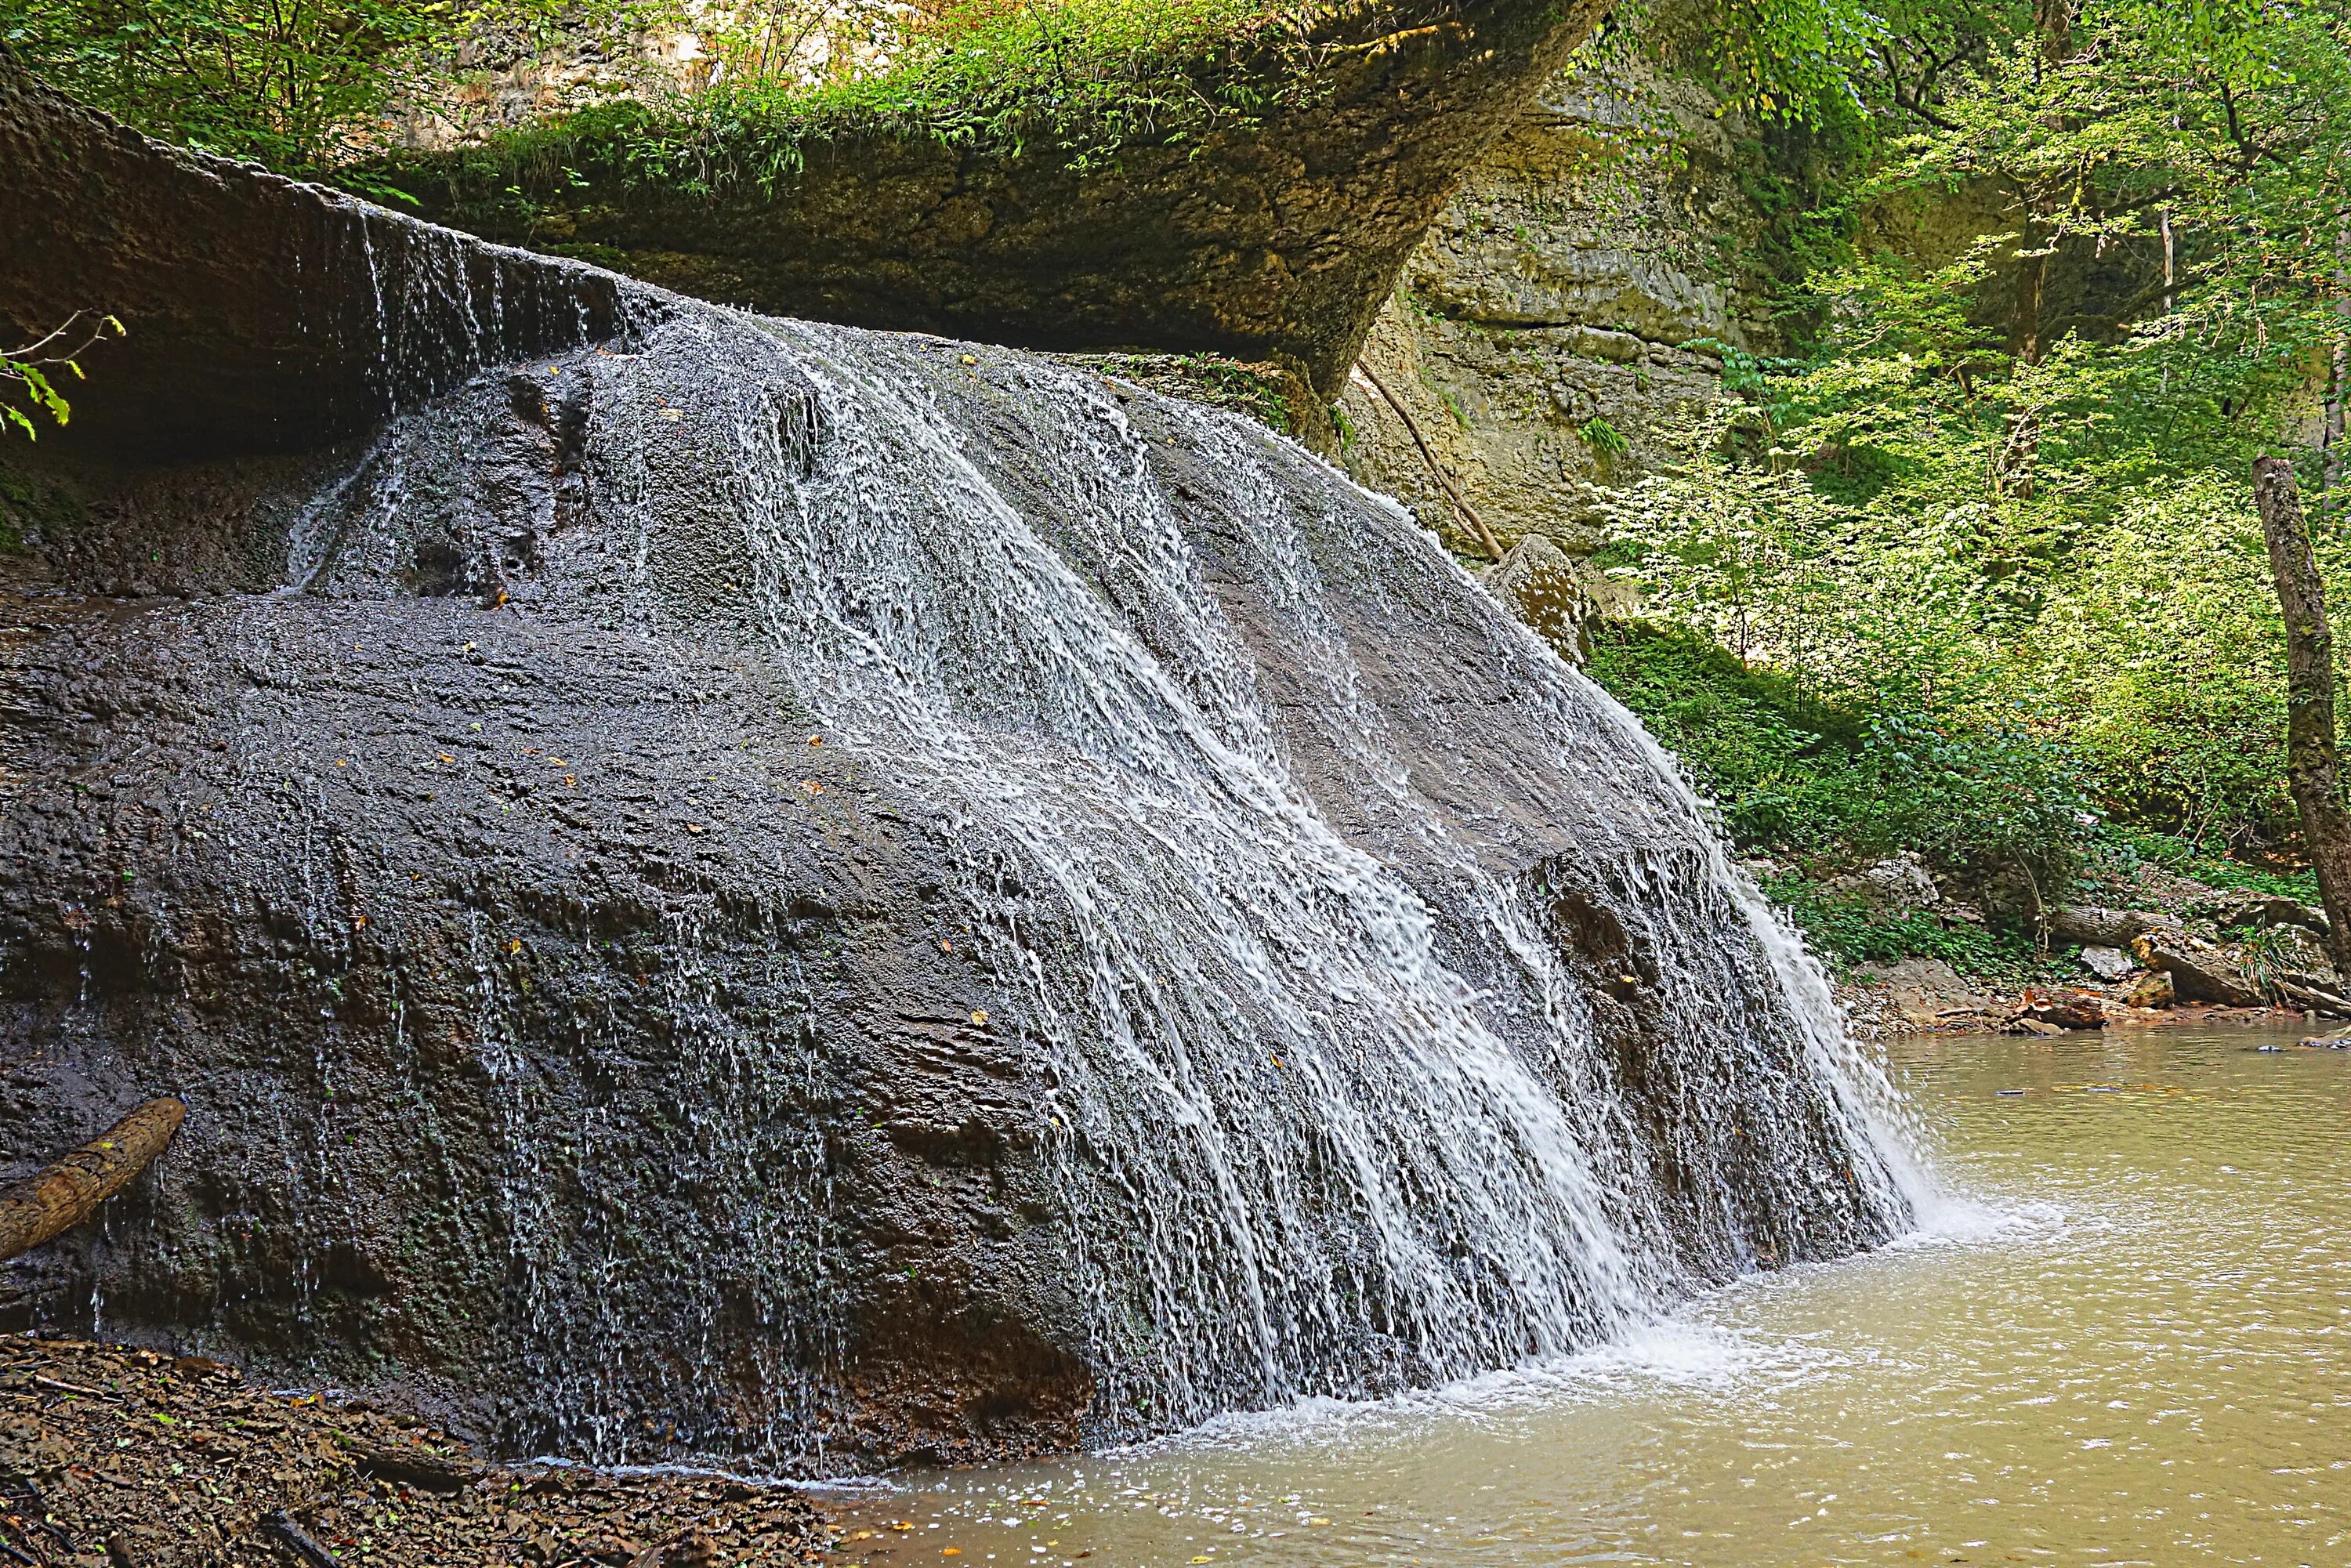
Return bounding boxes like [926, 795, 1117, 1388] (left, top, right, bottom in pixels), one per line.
[1329, 397, 1357, 453]
[1603, 0, 2351, 895]
[1759, 874, 2061, 977]
[2099, 827, 2321, 906]
[2, 0, 520, 179]
[1577, 415, 1630, 457]
[1588, 622, 2091, 889]
[5, 0, 1929, 205]
[0, 353, 70, 441]
[1, 313, 122, 441]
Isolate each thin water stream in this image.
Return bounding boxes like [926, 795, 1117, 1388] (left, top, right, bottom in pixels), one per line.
[825, 1023, 2349, 1566]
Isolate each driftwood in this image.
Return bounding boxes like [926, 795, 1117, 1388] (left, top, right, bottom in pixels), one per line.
[261, 1511, 342, 1568]
[2273, 972, 2351, 1019]
[0, 1099, 185, 1265]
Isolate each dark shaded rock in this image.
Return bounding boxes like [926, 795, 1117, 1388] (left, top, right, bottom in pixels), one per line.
[379, 0, 1609, 398]
[0, 65, 654, 460]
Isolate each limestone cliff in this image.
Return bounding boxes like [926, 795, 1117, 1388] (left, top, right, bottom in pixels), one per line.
[1336, 31, 1770, 569]
[385, 0, 1611, 400]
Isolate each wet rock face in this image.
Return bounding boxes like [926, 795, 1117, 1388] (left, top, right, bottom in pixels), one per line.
[0, 306, 1908, 1468]
[0, 493, 1097, 1467]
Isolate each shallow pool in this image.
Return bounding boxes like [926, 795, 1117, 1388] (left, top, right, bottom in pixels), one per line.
[824, 1024, 2350, 1566]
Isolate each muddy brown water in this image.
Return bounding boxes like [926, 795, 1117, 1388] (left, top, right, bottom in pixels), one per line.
[823, 1023, 2349, 1566]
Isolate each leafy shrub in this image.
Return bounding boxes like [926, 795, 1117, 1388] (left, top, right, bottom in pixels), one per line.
[2095, 827, 2320, 907]
[2, 0, 510, 177]
[1758, 875, 2065, 980]
[1587, 621, 2092, 890]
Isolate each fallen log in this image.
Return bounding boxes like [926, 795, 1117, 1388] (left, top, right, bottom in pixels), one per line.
[2273, 972, 2351, 1019]
[0, 1099, 186, 1264]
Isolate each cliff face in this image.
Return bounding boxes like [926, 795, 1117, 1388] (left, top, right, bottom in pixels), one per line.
[1336, 34, 1770, 565]
[388, 0, 1611, 399]
[0, 68, 645, 462]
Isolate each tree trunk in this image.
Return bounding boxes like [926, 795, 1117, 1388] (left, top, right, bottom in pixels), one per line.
[1350, 361, 1506, 560]
[2255, 455, 2351, 979]
[2009, 0, 2078, 364]
[1998, 0, 2078, 498]
[0, 1099, 185, 1263]
[2324, 213, 2349, 512]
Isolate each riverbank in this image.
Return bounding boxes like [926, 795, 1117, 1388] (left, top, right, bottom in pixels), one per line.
[1835, 965, 2315, 1037]
[0, 1335, 836, 1567]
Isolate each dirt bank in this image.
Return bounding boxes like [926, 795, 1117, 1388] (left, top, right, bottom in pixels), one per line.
[0, 1334, 836, 1566]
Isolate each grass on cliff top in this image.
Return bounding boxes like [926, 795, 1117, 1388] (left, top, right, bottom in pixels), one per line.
[376, 0, 1342, 210]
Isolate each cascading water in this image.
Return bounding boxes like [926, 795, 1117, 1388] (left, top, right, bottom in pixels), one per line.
[362, 301, 1923, 1439]
[5, 70, 1926, 1472]
[16, 273, 1924, 1467]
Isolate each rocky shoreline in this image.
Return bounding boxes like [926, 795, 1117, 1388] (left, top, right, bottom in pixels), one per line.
[0, 1335, 837, 1567]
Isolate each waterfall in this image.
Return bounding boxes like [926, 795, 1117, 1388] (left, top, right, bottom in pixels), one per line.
[5, 73, 1923, 1467]
[553, 306, 1918, 1431]
[276, 292, 1924, 1454]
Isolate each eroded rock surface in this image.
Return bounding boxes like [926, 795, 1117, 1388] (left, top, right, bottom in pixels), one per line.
[1339, 27, 1769, 560]
[2, 81, 1911, 1474]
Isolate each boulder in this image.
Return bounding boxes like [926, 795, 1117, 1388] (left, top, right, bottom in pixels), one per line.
[2124, 969, 2176, 1009]
[1873, 956, 1992, 1027]
[2272, 973, 2351, 1017]
[2077, 944, 2135, 982]
[1482, 531, 1597, 662]
[2198, 890, 2329, 934]
[1821, 854, 1940, 918]
[0, 67, 639, 461]
[2132, 933, 2262, 1007]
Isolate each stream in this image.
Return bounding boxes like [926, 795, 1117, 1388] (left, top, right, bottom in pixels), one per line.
[823, 1023, 2349, 1566]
